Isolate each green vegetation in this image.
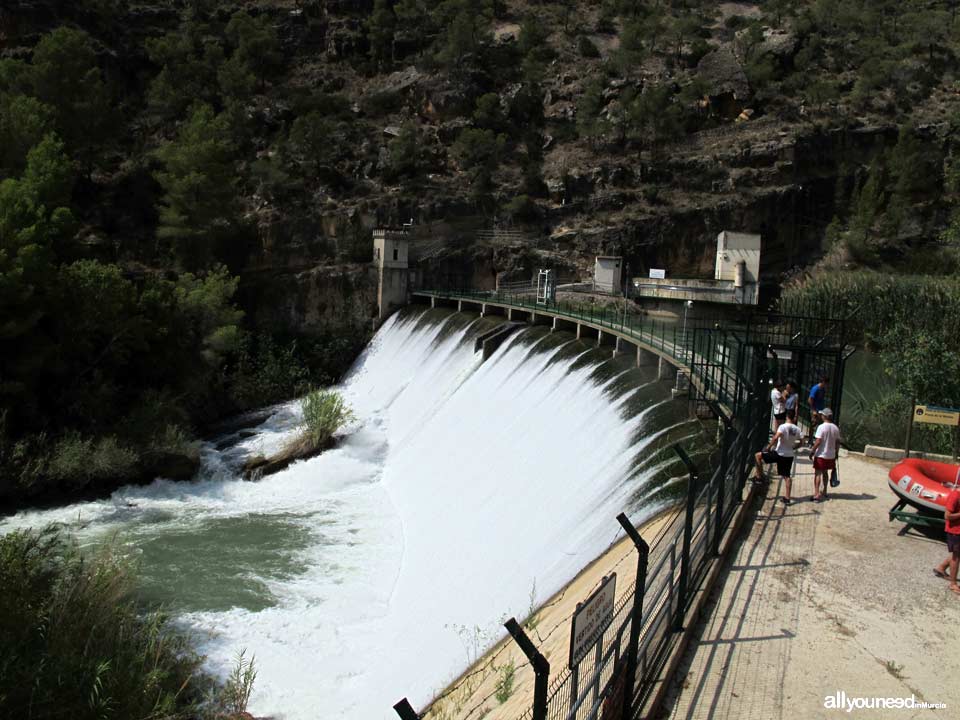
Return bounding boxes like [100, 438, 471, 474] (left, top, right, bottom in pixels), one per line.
[494, 659, 516, 704]
[782, 272, 960, 453]
[2, 0, 960, 504]
[0, 526, 255, 720]
[244, 389, 354, 479]
[299, 389, 355, 453]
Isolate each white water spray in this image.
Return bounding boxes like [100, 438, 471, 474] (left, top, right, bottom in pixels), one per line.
[1, 309, 695, 719]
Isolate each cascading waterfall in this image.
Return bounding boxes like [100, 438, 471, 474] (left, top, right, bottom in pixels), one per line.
[0, 306, 711, 719]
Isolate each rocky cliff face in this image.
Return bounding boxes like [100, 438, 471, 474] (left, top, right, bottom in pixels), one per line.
[4, 0, 955, 336]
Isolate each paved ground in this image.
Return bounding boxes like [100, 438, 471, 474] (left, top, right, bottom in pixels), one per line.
[662, 452, 960, 720]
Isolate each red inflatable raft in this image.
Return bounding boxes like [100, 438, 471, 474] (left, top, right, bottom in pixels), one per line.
[888, 458, 960, 513]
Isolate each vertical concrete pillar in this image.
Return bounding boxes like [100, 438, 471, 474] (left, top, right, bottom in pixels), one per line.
[430, 296, 436, 308]
[552, 317, 559, 333]
[507, 308, 513, 321]
[480, 303, 487, 317]
[457, 299, 463, 311]
[658, 356, 677, 381]
[636, 346, 658, 368]
[576, 323, 583, 340]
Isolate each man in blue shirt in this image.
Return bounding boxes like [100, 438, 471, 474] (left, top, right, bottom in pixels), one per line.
[807, 374, 829, 444]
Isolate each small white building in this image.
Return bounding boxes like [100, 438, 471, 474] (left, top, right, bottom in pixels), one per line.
[713, 230, 760, 287]
[631, 230, 762, 305]
[373, 229, 409, 268]
[593, 256, 623, 294]
[373, 228, 410, 319]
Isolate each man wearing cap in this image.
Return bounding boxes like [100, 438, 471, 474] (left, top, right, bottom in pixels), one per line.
[809, 408, 840, 503]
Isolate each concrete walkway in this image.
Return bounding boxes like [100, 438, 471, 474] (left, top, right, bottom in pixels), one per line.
[662, 452, 959, 719]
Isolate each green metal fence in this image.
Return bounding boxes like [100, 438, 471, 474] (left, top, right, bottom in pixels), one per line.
[395, 287, 850, 720]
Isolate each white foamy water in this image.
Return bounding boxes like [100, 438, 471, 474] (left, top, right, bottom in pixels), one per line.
[0, 309, 685, 719]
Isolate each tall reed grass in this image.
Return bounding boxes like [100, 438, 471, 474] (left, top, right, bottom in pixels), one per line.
[0, 527, 252, 720]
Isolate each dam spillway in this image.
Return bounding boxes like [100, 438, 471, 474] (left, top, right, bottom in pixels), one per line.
[0, 307, 712, 719]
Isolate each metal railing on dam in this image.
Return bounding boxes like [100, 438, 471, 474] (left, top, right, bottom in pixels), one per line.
[395, 288, 852, 720]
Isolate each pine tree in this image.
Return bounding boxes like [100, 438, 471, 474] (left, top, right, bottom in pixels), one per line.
[367, 0, 397, 69]
[30, 28, 113, 164]
[153, 105, 237, 270]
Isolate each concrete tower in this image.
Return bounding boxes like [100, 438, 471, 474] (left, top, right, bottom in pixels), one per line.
[373, 228, 409, 320]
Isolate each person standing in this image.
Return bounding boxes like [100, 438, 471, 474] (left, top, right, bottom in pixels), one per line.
[807, 374, 829, 444]
[934, 485, 960, 595]
[770, 379, 786, 431]
[753, 410, 802, 505]
[809, 408, 839, 502]
[784, 381, 798, 417]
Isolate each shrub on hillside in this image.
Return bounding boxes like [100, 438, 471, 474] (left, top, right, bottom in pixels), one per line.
[578, 34, 600, 58]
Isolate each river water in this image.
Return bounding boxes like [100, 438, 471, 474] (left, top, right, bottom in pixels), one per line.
[0, 307, 708, 719]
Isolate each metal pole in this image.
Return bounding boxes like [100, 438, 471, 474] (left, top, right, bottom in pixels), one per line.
[672, 444, 699, 631]
[617, 512, 649, 717]
[505, 618, 550, 720]
[709, 402, 735, 557]
[904, 399, 915, 458]
[393, 698, 420, 720]
[623, 262, 629, 330]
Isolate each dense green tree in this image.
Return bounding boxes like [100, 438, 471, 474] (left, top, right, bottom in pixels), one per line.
[288, 112, 341, 176]
[436, 0, 493, 69]
[225, 11, 282, 89]
[452, 127, 505, 197]
[0, 136, 75, 420]
[615, 19, 648, 71]
[387, 122, 425, 180]
[519, 14, 553, 62]
[30, 28, 113, 163]
[218, 54, 257, 101]
[146, 21, 224, 118]
[846, 159, 885, 259]
[0, 59, 32, 96]
[883, 124, 938, 237]
[367, 0, 397, 69]
[628, 84, 684, 154]
[153, 105, 237, 270]
[804, 78, 839, 113]
[577, 77, 609, 140]
[395, 0, 434, 54]
[0, 95, 55, 177]
[473, 93, 506, 132]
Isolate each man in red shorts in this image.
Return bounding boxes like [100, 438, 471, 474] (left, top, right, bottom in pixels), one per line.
[934, 485, 960, 595]
[809, 408, 839, 503]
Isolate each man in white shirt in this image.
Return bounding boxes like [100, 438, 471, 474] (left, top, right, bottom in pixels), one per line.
[754, 410, 802, 505]
[810, 408, 840, 503]
[770, 379, 786, 431]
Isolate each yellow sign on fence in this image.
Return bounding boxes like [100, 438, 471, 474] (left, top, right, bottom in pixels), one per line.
[913, 405, 960, 426]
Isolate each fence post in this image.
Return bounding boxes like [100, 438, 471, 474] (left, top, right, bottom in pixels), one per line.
[616, 512, 650, 718]
[708, 402, 734, 558]
[393, 698, 420, 720]
[505, 618, 550, 720]
[672, 444, 699, 631]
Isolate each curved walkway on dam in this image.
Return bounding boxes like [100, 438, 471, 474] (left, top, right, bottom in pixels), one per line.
[413, 289, 745, 415]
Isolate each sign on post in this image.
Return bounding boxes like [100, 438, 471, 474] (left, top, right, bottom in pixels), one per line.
[913, 405, 960, 426]
[649, 269, 666, 279]
[569, 573, 617, 669]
